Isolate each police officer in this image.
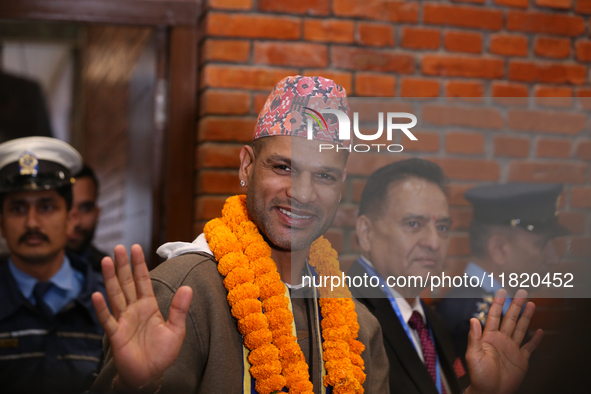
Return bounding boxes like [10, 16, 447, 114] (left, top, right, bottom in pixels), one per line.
[0, 137, 107, 394]
[437, 183, 569, 367]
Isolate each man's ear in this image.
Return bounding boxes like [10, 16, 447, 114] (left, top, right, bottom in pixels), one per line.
[239, 145, 256, 185]
[488, 233, 509, 267]
[356, 215, 374, 256]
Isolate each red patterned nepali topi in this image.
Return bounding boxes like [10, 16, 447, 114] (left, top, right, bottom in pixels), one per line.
[253, 75, 350, 147]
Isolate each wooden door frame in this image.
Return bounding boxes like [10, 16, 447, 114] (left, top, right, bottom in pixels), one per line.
[0, 0, 200, 253]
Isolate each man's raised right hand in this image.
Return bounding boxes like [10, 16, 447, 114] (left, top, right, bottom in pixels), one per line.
[92, 244, 193, 389]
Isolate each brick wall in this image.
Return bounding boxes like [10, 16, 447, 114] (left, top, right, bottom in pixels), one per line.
[197, 0, 590, 265]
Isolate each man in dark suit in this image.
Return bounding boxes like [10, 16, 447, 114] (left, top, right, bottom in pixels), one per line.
[66, 164, 108, 272]
[436, 184, 569, 367]
[349, 158, 544, 394]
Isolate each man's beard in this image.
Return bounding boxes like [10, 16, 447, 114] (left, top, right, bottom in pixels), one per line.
[66, 227, 95, 254]
[246, 189, 338, 252]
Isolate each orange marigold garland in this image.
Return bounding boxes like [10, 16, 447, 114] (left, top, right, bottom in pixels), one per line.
[204, 195, 365, 394]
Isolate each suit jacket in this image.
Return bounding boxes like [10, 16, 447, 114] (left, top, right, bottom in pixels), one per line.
[348, 260, 469, 394]
[91, 252, 390, 393]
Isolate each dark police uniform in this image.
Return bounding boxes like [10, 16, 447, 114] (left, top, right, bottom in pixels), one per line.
[0, 253, 107, 394]
[0, 137, 107, 394]
[436, 183, 570, 368]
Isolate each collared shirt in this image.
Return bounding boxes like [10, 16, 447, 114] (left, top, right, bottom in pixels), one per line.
[8, 255, 84, 315]
[464, 262, 511, 316]
[359, 255, 451, 393]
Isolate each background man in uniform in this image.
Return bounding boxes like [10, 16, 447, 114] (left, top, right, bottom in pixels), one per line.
[349, 158, 544, 394]
[436, 183, 568, 366]
[0, 137, 106, 394]
[66, 164, 108, 272]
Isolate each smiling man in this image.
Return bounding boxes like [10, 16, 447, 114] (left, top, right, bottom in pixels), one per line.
[349, 158, 544, 394]
[0, 137, 107, 394]
[90, 76, 389, 394]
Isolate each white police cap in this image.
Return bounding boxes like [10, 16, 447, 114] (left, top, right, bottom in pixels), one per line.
[0, 137, 83, 193]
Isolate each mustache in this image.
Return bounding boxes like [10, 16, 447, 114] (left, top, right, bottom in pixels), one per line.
[18, 231, 50, 244]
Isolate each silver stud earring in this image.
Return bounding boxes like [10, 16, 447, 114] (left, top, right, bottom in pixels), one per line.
[240, 180, 246, 186]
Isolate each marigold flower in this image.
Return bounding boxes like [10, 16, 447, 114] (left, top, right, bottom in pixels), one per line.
[249, 360, 282, 380]
[244, 328, 273, 349]
[245, 241, 272, 260]
[238, 312, 268, 335]
[254, 375, 286, 394]
[262, 295, 289, 312]
[265, 308, 294, 330]
[250, 257, 277, 277]
[348, 339, 365, 355]
[223, 267, 255, 291]
[218, 252, 249, 276]
[231, 298, 262, 320]
[227, 282, 259, 307]
[248, 343, 279, 365]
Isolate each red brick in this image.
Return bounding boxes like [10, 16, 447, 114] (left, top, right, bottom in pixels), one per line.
[446, 183, 476, 206]
[535, 0, 572, 9]
[453, 0, 485, 3]
[357, 22, 395, 47]
[332, 0, 419, 23]
[444, 31, 483, 54]
[200, 90, 251, 115]
[570, 236, 591, 257]
[302, 69, 353, 93]
[207, 13, 300, 39]
[536, 139, 571, 158]
[346, 154, 409, 176]
[448, 234, 471, 256]
[534, 37, 571, 59]
[400, 78, 440, 97]
[198, 116, 257, 142]
[197, 170, 241, 194]
[398, 130, 439, 152]
[422, 104, 504, 129]
[575, 0, 591, 13]
[324, 229, 344, 254]
[203, 39, 251, 63]
[258, 0, 329, 15]
[445, 80, 484, 98]
[507, 11, 585, 37]
[489, 34, 528, 57]
[403, 130, 440, 152]
[332, 205, 358, 227]
[195, 196, 226, 220]
[446, 132, 484, 155]
[558, 212, 585, 234]
[210, 0, 252, 10]
[508, 110, 586, 135]
[355, 73, 396, 97]
[202, 65, 299, 90]
[508, 162, 587, 183]
[571, 187, 591, 207]
[450, 208, 473, 231]
[494, 0, 529, 7]
[431, 158, 500, 181]
[422, 55, 504, 79]
[575, 40, 591, 62]
[253, 93, 268, 115]
[534, 86, 573, 108]
[331, 46, 414, 73]
[576, 140, 591, 160]
[576, 88, 591, 109]
[254, 42, 327, 68]
[401, 27, 440, 50]
[494, 136, 530, 158]
[508, 61, 587, 85]
[491, 82, 529, 106]
[196, 143, 242, 169]
[424, 4, 503, 30]
[304, 19, 354, 44]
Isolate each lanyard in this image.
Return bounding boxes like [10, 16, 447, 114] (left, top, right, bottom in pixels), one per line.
[356, 258, 443, 394]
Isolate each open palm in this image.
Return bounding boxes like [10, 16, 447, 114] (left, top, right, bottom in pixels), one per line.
[465, 289, 543, 394]
[92, 245, 193, 389]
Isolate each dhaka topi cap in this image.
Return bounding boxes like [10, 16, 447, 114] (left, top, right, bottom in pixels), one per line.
[0, 137, 83, 193]
[465, 183, 570, 237]
[253, 75, 350, 147]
